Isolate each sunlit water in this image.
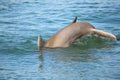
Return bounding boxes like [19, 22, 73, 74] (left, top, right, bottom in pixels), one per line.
[0, 0, 120, 80]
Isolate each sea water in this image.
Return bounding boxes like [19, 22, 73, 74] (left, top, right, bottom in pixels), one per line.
[0, 0, 120, 80]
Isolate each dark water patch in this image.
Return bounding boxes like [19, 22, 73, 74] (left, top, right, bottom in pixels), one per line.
[0, 48, 22, 54]
[0, 35, 38, 54]
[116, 34, 120, 41]
[75, 2, 100, 5]
[71, 35, 116, 50]
[0, 20, 15, 25]
[0, 67, 13, 72]
[0, 5, 8, 11]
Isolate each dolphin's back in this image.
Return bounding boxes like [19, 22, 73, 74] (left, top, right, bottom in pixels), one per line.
[44, 22, 95, 48]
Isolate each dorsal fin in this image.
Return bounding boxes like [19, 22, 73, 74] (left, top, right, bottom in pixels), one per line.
[72, 16, 77, 23]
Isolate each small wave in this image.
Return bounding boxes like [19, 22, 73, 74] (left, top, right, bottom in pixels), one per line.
[116, 34, 120, 41]
[0, 67, 12, 71]
[0, 21, 14, 24]
[0, 5, 8, 10]
[0, 46, 37, 54]
[71, 35, 116, 49]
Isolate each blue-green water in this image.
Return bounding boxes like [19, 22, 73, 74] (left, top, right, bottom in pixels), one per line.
[0, 0, 120, 80]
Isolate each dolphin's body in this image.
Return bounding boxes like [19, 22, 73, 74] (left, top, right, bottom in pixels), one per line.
[38, 17, 116, 49]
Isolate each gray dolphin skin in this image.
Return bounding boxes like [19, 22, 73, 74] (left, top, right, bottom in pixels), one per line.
[38, 17, 116, 49]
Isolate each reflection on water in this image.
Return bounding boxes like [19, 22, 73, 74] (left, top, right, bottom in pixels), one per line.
[37, 46, 120, 80]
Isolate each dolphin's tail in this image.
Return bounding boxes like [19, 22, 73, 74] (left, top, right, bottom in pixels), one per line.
[38, 35, 44, 50]
[91, 29, 117, 40]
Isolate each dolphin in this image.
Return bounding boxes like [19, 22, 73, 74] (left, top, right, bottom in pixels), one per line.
[38, 17, 116, 49]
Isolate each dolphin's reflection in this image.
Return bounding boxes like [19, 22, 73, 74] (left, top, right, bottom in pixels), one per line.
[38, 50, 43, 70]
[37, 48, 100, 70]
[37, 35, 115, 71]
[37, 48, 102, 79]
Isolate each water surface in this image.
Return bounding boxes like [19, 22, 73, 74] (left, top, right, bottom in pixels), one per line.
[0, 0, 120, 80]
